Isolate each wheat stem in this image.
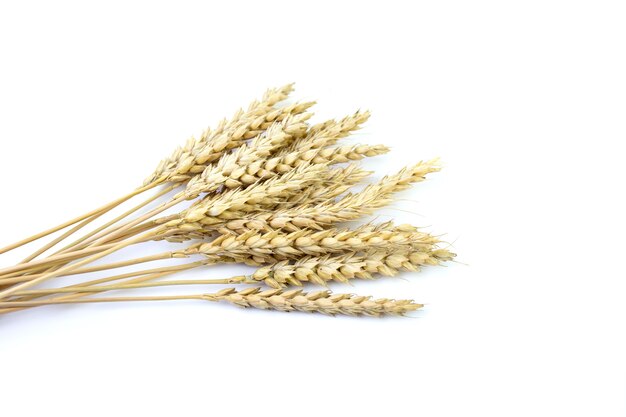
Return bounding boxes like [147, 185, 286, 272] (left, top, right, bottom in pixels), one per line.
[0, 262, 202, 314]
[52, 184, 178, 258]
[0, 242, 122, 278]
[0, 294, 205, 308]
[0, 184, 155, 256]
[0, 251, 176, 286]
[0, 229, 161, 300]
[12, 273, 246, 297]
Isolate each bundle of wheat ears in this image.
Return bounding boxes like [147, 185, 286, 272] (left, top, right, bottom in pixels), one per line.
[0, 84, 454, 317]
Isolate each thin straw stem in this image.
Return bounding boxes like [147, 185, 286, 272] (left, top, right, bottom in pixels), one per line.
[0, 294, 206, 308]
[49, 184, 178, 258]
[0, 270, 174, 315]
[0, 242, 122, 278]
[0, 229, 161, 300]
[3, 191, 181, 281]
[72, 196, 184, 251]
[0, 251, 175, 286]
[0, 184, 155, 256]
[0, 226, 179, 281]
[20, 206, 112, 264]
[0, 259, 212, 314]
[13, 275, 249, 296]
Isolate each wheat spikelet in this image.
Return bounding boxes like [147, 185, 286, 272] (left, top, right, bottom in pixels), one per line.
[284, 163, 372, 205]
[155, 160, 434, 243]
[252, 248, 455, 288]
[267, 159, 440, 230]
[144, 84, 314, 185]
[208, 160, 439, 233]
[201, 164, 325, 215]
[200, 145, 383, 216]
[182, 113, 311, 198]
[249, 143, 388, 180]
[184, 222, 439, 262]
[184, 111, 376, 193]
[143, 84, 294, 186]
[188, 142, 384, 195]
[285, 110, 371, 153]
[156, 163, 328, 241]
[170, 101, 314, 183]
[202, 287, 422, 316]
[153, 164, 372, 242]
[186, 162, 324, 216]
[218, 163, 373, 217]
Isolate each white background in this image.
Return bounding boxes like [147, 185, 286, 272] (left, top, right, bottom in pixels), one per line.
[0, 1, 624, 416]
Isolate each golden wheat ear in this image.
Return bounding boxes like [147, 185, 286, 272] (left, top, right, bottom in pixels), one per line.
[202, 287, 423, 317]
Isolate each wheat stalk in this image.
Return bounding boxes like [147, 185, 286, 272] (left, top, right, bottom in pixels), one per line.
[0, 287, 422, 317]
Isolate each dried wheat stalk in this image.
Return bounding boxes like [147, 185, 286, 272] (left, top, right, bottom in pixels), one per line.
[0, 287, 422, 317]
[143, 83, 301, 185]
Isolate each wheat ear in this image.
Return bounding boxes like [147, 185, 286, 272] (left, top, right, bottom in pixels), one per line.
[252, 248, 455, 288]
[182, 113, 311, 198]
[202, 287, 422, 316]
[211, 160, 440, 233]
[152, 164, 372, 243]
[143, 83, 298, 186]
[284, 110, 371, 153]
[183, 222, 439, 263]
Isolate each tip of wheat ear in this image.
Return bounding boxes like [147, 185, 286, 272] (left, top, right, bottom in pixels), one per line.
[201, 287, 423, 317]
